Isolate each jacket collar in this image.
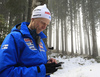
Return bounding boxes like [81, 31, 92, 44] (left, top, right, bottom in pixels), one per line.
[11, 22, 47, 39]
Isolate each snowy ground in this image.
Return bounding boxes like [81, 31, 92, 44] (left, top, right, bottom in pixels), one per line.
[48, 54, 100, 77]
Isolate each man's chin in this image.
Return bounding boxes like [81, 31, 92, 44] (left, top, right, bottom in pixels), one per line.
[36, 31, 41, 34]
[37, 29, 43, 34]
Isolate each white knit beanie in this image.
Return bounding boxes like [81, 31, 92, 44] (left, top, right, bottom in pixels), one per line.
[31, 4, 51, 21]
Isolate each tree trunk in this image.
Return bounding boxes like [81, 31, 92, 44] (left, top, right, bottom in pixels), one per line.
[88, 0, 98, 58]
[27, 0, 32, 22]
[64, 18, 68, 55]
[56, 18, 59, 53]
[70, 0, 74, 55]
[61, 19, 64, 54]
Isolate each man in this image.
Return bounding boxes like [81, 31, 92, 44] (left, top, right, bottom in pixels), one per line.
[0, 4, 61, 77]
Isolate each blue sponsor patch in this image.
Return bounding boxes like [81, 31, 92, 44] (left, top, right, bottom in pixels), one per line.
[49, 16, 51, 18]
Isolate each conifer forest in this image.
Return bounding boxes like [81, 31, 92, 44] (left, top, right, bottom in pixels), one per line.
[0, 0, 100, 58]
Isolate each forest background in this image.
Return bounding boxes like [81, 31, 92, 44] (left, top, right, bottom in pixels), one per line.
[0, 0, 100, 58]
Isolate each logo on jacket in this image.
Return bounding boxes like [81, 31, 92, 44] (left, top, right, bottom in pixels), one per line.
[24, 38, 37, 50]
[24, 38, 32, 43]
[39, 42, 43, 48]
[2, 44, 8, 49]
[39, 42, 45, 52]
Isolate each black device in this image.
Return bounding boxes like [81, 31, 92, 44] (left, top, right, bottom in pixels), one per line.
[46, 62, 64, 75]
[48, 47, 54, 50]
[57, 62, 64, 65]
[56, 62, 64, 69]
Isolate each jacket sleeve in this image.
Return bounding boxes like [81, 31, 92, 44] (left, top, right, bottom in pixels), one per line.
[0, 34, 46, 77]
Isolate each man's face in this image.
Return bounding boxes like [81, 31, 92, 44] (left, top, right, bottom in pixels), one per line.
[32, 18, 50, 34]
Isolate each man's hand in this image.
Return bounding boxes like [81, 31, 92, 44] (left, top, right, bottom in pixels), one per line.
[47, 58, 57, 64]
[45, 62, 61, 75]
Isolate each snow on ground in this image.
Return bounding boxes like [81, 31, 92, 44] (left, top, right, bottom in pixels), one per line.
[48, 54, 100, 77]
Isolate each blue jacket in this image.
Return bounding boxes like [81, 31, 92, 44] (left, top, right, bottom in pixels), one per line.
[0, 22, 50, 77]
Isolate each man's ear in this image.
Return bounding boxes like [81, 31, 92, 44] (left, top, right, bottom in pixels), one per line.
[31, 18, 34, 22]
